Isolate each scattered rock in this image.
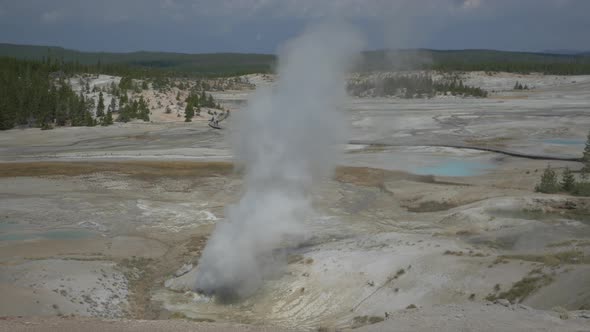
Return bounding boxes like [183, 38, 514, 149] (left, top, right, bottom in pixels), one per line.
[552, 306, 569, 320]
[174, 263, 193, 277]
[165, 266, 198, 292]
[572, 311, 590, 319]
[495, 299, 511, 307]
[518, 304, 532, 311]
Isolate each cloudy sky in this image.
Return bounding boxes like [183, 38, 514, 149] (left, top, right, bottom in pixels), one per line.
[0, 0, 588, 53]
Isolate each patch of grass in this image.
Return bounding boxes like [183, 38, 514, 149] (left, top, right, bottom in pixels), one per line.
[444, 250, 486, 257]
[394, 269, 405, 279]
[352, 315, 384, 328]
[547, 240, 590, 248]
[501, 250, 588, 267]
[0, 161, 234, 179]
[169, 312, 188, 319]
[489, 256, 509, 267]
[572, 182, 590, 197]
[485, 273, 553, 303]
[464, 137, 511, 148]
[334, 166, 434, 188]
[552, 306, 570, 320]
[118, 256, 157, 319]
[287, 254, 304, 264]
[185, 235, 208, 253]
[405, 200, 457, 213]
[455, 230, 478, 236]
[169, 312, 215, 323]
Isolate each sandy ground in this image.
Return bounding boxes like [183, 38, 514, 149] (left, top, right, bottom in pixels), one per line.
[1, 304, 589, 331]
[1, 72, 590, 331]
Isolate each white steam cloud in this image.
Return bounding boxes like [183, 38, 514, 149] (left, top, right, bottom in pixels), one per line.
[194, 23, 363, 300]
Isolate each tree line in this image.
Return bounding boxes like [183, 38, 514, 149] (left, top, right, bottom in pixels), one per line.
[432, 62, 590, 76]
[184, 90, 223, 122]
[0, 56, 155, 130]
[535, 131, 590, 196]
[347, 74, 488, 98]
[0, 57, 102, 129]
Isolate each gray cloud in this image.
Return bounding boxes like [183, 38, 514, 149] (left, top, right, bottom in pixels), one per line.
[41, 9, 67, 23]
[0, 0, 588, 52]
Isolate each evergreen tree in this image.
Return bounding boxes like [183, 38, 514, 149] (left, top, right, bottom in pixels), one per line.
[582, 130, 590, 175]
[560, 167, 576, 192]
[84, 110, 95, 127]
[85, 98, 95, 115]
[535, 164, 559, 193]
[119, 92, 128, 106]
[108, 96, 117, 113]
[137, 96, 150, 122]
[185, 103, 194, 122]
[102, 110, 114, 126]
[96, 92, 105, 117]
[117, 104, 132, 123]
[109, 81, 116, 94]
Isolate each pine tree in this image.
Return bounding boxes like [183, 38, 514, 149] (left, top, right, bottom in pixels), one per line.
[582, 130, 590, 175]
[102, 110, 114, 126]
[560, 167, 576, 192]
[108, 96, 117, 113]
[96, 92, 105, 117]
[185, 103, 194, 122]
[137, 96, 150, 122]
[117, 104, 132, 123]
[84, 110, 95, 127]
[535, 164, 559, 193]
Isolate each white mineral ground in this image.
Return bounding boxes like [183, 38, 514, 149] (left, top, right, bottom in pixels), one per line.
[0, 72, 589, 331]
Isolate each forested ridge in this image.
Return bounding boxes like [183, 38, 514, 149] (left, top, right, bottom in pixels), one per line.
[3, 45, 590, 130]
[3, 43, 590, 76]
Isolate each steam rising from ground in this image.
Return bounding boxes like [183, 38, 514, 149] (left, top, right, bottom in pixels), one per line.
[194, 23, 363, 300]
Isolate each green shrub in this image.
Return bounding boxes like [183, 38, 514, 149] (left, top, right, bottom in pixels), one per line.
[560, 167, 576, 192]
[535, 165, 559, 193]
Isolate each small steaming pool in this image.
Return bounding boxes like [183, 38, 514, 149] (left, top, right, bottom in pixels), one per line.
[542, 138, 585, 146]
[343, 146, 498, 177]
[414, 159, 493, 177]
[0, 221, 21, 231]
[0, 228, 97, 242]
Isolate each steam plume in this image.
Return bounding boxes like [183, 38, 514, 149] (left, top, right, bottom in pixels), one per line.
[195, 23, 363, 300]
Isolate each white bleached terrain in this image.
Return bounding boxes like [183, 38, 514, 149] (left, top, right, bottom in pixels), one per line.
[1, 72, 590, 331]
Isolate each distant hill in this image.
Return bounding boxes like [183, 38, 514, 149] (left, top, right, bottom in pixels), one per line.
[0, 43, 277, 76]
[542, 49, 590, 55]
[359, 49, 590, 71]
[1, 43, 590, 76]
